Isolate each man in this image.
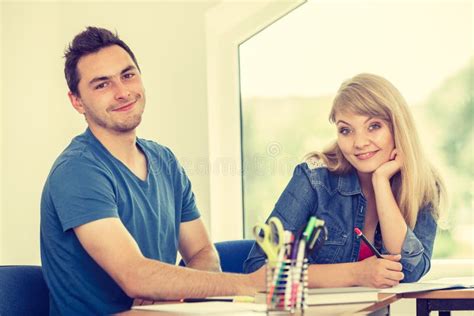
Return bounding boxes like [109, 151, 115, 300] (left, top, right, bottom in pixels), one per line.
[40, 26, 263, 315]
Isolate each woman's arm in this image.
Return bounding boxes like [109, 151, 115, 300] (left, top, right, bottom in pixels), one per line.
[372, 174, 407, 254]
[248, 252, 405, 289]
[398, 207, 437, 282]
[373, 173, 437, 282]
[372, 149, 407, 254]
[372, 149, 437, 282]
[308, 255, 404, 288]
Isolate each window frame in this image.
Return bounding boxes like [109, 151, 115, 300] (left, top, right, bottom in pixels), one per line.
[206, 0, 306, 241]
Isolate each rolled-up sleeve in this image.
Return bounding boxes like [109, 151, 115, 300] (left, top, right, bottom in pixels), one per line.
[243, 164, 317, 273]
[398, 205, 437, 282]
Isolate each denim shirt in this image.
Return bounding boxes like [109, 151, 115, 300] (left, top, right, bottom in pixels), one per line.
[243, 161, 437, 283]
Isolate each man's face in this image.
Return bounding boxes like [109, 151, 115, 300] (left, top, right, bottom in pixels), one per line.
[70, 45, 145, 134]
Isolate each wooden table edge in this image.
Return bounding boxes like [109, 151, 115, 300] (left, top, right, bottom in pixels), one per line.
[402, 288, 474, 299]
[357, 293, 401, 313]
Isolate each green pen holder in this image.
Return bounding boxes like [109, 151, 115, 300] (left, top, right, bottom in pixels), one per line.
[266, 258, 308, 315]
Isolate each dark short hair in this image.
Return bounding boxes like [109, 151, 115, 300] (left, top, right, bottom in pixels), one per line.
[64, 26, 140, 96]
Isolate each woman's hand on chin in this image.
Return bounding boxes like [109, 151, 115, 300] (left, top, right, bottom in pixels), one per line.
[373, 148, 402, 182]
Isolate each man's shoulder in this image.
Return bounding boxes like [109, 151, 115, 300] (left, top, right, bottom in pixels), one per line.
[50, 134, 110, 179]
[137, 138, 178, 164]
[138, 137, 167, 154]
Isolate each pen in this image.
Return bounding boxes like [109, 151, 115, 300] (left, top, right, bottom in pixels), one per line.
[292, 238, 306, 308]
[268, 240, 286, 305]
[289, 217, 314, 308]
[182, 298, 232, 303]
[269, 231, 293, 305]
[354, 227, 383, 258]
[182, 296, 255, 303]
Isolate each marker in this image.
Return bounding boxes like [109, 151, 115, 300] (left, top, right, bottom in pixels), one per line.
[354, 227, 383, 258]
[303, 217, 317, 242]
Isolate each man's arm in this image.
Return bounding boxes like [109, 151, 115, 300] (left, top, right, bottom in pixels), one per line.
[74, 218, 262, 300]
[178, 218, 221, 272]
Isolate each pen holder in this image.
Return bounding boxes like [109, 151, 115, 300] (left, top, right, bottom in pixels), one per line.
[266, 259, 308, 315]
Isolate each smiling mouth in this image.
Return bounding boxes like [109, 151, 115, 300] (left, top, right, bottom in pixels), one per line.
[112, 100, 136, 112]
[355, 150, 378, 160]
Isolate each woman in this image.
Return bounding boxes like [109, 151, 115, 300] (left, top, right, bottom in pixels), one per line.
[243, 73, 445, 288]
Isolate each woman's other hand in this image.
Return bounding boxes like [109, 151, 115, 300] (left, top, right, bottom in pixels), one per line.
[355, 254, 404, 288]
[373, 149, 403, 181]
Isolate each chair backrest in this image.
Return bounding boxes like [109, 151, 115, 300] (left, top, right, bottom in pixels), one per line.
[214, 240, 255, 273]
[179, 240, 255, 273]
[0, 265, 49, 316]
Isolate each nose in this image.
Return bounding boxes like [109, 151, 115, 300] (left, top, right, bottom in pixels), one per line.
[353, 131, 370, 149]
[114, 80, 131, 100]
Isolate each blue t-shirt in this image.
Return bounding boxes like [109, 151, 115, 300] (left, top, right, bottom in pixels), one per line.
[40, 128, 200, 315]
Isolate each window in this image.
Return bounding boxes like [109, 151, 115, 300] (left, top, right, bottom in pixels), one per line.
[239, 0, 473, 258]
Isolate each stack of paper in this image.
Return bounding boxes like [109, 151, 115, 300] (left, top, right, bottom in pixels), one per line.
[306, 287, 379, 305]
[133, 301, 267, 314]
[255, 287, 379, 306]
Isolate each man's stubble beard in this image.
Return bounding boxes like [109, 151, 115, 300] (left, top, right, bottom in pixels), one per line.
[84, 98, 145, 133]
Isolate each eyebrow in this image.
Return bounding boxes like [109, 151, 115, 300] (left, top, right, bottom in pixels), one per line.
[336, 116, 374, 126]
[88, 65, 137, 86]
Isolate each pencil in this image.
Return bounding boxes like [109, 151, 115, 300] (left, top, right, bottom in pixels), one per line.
[354, 227, 383, 258]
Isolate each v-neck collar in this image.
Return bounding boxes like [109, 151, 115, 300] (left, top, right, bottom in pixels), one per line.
[84, 128, 150, 184]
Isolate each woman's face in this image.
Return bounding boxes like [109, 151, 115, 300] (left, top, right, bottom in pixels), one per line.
[335, 111, 395, 174]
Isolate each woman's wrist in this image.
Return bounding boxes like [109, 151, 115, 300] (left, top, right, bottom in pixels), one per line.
[349, 261, 362, 286]
[372, 172, 390, 187]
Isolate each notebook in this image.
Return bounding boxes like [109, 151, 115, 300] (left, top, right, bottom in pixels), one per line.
[380, 276, 474, 294]
[305, 287, 379, 305]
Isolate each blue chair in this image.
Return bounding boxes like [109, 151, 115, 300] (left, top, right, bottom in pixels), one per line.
[0, 241, 254, 315]
[180, 240, 254, 273]
[0, 265, 49, 316]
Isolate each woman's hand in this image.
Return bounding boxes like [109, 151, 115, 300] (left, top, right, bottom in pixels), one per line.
[373, 149, 403, 182]
[355, 254, 404, 288]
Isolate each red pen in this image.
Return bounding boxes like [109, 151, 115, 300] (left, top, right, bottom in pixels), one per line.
[354, 227, 383, 258]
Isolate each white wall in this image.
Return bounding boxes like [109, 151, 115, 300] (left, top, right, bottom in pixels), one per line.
[0, 0, 304, 265]
[0, 1, 218, 264]
[0, 0, 3, 264]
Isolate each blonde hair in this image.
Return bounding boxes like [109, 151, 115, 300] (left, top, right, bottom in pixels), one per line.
[307, 73, 446, 228]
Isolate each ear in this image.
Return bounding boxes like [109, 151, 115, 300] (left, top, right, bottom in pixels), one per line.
[68, 91, 85, 114]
